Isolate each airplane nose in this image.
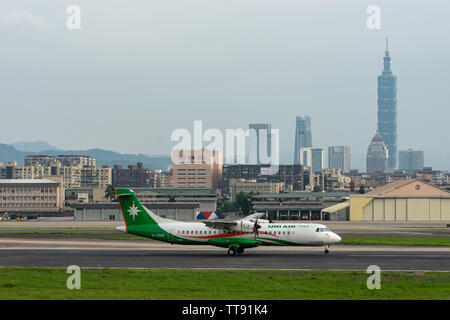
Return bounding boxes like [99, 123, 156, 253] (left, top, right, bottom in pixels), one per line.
[333, 233, 342, 243]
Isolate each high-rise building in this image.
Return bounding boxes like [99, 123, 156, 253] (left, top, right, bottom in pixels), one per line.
[298, 147, 312, 169]
[328, 146, 350, 173]
[25, 154, 96, 168]
[311, 148, 325, 173]
[367, 131, 389, 173]
[294, 116, 312, 164]
[299, 147, 324, 173]
[222, 164, 307, 194]
[399, 149, 424, 172]
[248, 123, 272, 165]
[112, 162, 155, 188]
[377, 38, 398, 171]
[171, 149, 223, 194]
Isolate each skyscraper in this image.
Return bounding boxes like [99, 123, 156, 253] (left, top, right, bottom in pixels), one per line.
[367, 131, 389, 173]
[399, 149, 424, 172]
[328, 146, 350, 173]
[298, 148, 325, 173]
[294, 116, 312, 165]
[377, 37, 398, 171]
[311, 148, 325, 173]
[248, 123, 272, 165]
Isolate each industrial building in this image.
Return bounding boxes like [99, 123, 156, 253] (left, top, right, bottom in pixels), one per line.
[350, 179, 450, 221]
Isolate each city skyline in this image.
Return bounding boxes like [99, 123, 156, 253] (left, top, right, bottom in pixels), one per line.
[1, 1, 449, 171]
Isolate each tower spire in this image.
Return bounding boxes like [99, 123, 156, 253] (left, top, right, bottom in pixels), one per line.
[386, 36, 389, 52]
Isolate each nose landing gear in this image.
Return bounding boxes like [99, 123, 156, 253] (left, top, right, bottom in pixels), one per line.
[324, 245, 330, 254]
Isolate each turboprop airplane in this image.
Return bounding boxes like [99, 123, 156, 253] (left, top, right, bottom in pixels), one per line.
[115, 188, 342, 256]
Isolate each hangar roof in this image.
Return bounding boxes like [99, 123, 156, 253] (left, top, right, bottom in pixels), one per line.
[361, 179, 450, 198]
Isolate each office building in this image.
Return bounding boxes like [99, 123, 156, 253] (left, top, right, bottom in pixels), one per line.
[0, 178, 65, 216]
[112, 162, 155, 188]
[222, 164, 307, 194]
[399, 149, 424, 172]
[248, 123, 272, 165]
[328, 146, 350, 173]
[294, 116, 312, 164]
[311, 148, 325, 173]
[171, 149, 223, 194]
[228, 179, 283, 201]
[377, 38, 398, 170]
[298, 147, 312, 169]
[367, 131, 389, 173]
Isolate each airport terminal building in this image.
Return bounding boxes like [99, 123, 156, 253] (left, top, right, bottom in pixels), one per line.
[350, 179, 450, 221]
[251, 192, 351, 221]
[72, 188, 217, 221]
[0, 178, 65, 218]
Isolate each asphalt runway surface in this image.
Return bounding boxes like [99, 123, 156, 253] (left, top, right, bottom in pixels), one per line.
[1, 239, 449, 271]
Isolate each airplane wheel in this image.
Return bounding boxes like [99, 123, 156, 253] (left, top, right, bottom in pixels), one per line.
[227, 247, 237, 256]
[237, 247, 244, 255]
[324, 248, 329, 254]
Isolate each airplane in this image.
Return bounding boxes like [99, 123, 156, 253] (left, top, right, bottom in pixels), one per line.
[115, 188, 342, 256]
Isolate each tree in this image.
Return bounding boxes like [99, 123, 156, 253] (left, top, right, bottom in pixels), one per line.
[235, 192, 254, 216]
[359, 185, 366, 194]
[104, 184, 116, 201]
[313, 185, 322, 192]
[217, 196, 236, 213]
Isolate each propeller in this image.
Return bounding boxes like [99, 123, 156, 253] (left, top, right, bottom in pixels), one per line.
[253, 214, 261, 239]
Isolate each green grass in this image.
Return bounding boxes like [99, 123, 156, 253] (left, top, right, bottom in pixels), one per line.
[340, 237, 450, 246]
[0, 267, 449, 300]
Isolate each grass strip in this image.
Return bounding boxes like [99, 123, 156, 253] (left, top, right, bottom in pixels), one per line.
[0, 267, 449, 300]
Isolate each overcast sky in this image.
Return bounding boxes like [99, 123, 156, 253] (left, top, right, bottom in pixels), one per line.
[0, 1, 449, 170]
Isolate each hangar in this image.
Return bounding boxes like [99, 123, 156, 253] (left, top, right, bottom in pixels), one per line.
[350, 179, 450, 221]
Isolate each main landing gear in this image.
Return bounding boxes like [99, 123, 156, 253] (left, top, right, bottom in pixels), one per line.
[227, 246, 244, 256]
[324, 245, 330, 255]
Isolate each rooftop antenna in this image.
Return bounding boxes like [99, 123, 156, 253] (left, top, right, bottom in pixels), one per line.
[386, 36, 389, 52]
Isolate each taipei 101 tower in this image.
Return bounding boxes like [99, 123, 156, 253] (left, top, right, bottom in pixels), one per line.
[377, 37, 398, 171]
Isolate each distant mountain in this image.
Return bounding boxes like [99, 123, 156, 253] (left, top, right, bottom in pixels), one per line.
[0, 143, 171, 170]
[11, 141, 61, 153]
[0, 143, 28, 165]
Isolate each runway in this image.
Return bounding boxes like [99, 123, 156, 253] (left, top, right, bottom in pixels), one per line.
[1, 239, 449, 271]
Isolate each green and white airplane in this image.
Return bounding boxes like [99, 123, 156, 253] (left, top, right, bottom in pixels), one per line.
[115, 188, 342, 256]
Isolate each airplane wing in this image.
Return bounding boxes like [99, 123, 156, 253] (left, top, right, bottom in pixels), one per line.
[238, 212, 265, 221]
[203, 220, 237, 230]
[202, 212, 265, 230]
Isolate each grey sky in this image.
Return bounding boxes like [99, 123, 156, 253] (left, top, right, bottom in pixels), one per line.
[0, 1, 449, 170]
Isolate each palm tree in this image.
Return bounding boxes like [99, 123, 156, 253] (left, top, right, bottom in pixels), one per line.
[104, 184, 116, 201]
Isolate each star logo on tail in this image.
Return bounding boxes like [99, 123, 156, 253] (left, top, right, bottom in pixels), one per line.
[128, 202, 140, 221]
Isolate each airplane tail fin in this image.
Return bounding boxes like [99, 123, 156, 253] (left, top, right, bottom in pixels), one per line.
[115, 188, 161, 227]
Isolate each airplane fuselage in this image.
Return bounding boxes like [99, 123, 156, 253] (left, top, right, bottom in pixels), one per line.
[117, 221, 341, 248]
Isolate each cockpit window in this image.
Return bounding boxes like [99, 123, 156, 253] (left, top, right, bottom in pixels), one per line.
[316, 227, 330, 232]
